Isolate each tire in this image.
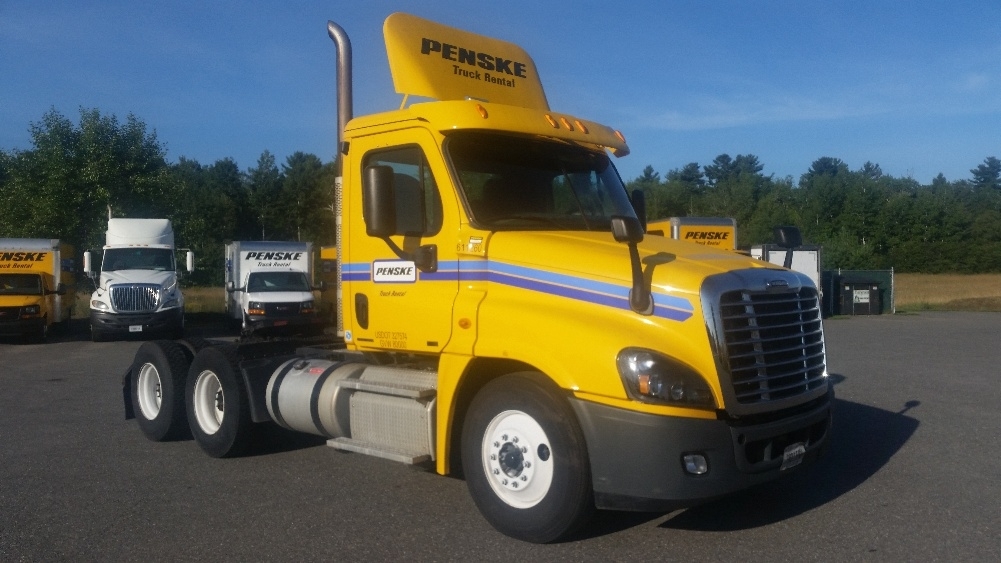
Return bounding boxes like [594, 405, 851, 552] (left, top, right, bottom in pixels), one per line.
[29, 319, 47, 344]
[185, 345, 253, 458]
[461, 372, 594, 543]
[131, 340, 192, 441]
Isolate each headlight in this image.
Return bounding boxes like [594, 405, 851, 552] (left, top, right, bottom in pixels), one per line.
[616, 348, 715, 408]
[248, 301, 265, 315]
[162, 297, 180, 308]
[22, 305, 41, 316]
[301, 300, 315, 314]
[91, 300, 110, 311]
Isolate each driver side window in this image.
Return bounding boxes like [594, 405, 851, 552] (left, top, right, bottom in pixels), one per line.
[362, 146, 443, 236]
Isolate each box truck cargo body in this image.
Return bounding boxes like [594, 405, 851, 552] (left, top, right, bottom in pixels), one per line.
[84, 219, 193, 341]
[0, 239, 74, 341]
[225, 241, 321, 335]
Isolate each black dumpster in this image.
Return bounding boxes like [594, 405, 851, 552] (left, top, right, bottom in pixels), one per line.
[840, 281, 881, 315]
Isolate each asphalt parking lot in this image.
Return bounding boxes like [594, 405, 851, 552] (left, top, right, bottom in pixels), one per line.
[1, 311, 999, 561]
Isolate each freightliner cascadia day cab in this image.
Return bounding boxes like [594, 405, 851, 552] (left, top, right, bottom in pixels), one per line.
[122, 13, 832, 543]
[85, 218, 193, 342]
[0, 239, 74, 342]
[224, 241, 323, 336]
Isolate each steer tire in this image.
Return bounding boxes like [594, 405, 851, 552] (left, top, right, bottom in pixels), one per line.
[185, 345, 253, 458]
[131, 340, 192, 441]
[461, 372, 594, 543]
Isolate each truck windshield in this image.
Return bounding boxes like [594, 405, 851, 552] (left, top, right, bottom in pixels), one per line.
[103, 248, 175, 272]
[246, 272, 311, 292]
[447, 131, 637, 231]
[0, 274, 43, 296]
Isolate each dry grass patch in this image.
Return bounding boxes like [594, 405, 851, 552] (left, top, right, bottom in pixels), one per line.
[184, 286, 226, 313]
[894, 273, 1001, 312]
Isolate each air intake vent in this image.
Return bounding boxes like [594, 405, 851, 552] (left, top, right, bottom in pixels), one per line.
[110, 284, 160, 313]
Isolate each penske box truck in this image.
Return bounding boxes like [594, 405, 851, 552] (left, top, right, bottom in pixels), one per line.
[224, 241, 322, 336]
[84, 218, 193, 342]
[121, 13, 832, 543]
[0, 239, 74, 342]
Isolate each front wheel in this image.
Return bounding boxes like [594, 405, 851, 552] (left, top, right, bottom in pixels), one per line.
[185, 345, 253, 458]
[461, 373, 594, 543]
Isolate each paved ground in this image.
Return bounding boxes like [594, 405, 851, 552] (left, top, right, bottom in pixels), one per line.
[1, 311, 999, 561]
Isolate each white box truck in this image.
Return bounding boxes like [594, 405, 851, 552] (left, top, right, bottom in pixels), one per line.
[224, 241, 322, 336]
[84, 218, 193, 342]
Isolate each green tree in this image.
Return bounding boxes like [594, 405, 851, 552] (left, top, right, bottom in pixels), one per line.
[247, 150, 284, 240]
[971, 156, 1001, 190]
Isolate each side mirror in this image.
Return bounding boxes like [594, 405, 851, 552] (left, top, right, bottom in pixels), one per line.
[363, 165, 397, 238]
[226, 281, 235, 293]
[611, 216, 645, 244]
[83, 251, 93, 276]
[186, 251, 195, 273]
[630, 190, 647, 232]
[773, 226, 802, 269]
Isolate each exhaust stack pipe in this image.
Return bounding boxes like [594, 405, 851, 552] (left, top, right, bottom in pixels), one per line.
[327, 20, 353, 168]
[327, 20, 352, 337]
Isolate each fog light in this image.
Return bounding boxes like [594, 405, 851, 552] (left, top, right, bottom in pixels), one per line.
[682, 453, 709, 475]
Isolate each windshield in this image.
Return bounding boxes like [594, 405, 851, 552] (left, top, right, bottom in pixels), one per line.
[0, 274, 43, 296]
[246, 272, 311, 292]
[103, 248, 175, 272]
[447, 131, 637, 231]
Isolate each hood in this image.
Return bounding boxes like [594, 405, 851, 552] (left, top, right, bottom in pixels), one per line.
[484, 231, 781, 315]
[101, 269, 176, 289]
[0, 295, 44, 307]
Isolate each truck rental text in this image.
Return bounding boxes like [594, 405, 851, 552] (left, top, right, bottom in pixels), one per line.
[121, 13, 832, 543]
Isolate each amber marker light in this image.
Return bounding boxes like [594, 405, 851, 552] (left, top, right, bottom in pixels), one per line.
[615, 130, 626, 143]
[458, 318, 472, 329]
[544, 114, 559, 128]
[475, 104, 488, 119]
[574, 120, 589, 134]
[560, 116, 574, 131]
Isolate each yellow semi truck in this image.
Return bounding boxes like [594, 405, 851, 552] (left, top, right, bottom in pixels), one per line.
[122, 13, 832, 542]
[0, 239, 75, 342]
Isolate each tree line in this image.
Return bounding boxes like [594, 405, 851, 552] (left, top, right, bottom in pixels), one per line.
[2, 108, 1000, 284]
[0, 108, 336, 285]
[627, 154, 1001, 273]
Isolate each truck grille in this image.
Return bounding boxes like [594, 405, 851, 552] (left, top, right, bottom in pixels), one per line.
[110, 284, 160, 313]
[703, 270, 828, 414]
[264, 302, 301, 317]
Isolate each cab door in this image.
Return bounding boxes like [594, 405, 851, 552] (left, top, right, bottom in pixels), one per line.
[343, 130, 459, 353]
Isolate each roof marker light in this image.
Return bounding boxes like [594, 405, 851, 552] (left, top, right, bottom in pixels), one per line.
[544, 114, 559, 128]
[574, 120, 589, 134]
[614, 130, 626, 143]
[475, 104, 489, 119]
[560, 117, 574, 131]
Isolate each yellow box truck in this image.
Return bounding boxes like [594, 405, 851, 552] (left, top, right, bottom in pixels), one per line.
[122, 13, 832, 543]
[0, 239, 75, 342]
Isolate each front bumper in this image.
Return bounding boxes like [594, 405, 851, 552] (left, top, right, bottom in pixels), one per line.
[244, 313, 323, 335]
[0, 317, 45, 337]
[571, 384, 833, 512]
[90, 307, 183, 337]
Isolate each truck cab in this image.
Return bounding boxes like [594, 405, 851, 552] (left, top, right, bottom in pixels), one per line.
[85, 218, 193, 341]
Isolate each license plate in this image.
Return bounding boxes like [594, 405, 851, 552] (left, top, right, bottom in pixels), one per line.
[780, 442, 806, 470]
[273, 320, 288, 327]
[129, 325, 143, 333]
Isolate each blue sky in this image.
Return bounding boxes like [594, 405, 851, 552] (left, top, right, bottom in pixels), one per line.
[2, 1, 999, 185]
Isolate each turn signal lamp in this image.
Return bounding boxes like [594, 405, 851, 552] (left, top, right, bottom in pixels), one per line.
[248, 301, 265, 315]
[616, 348, 715, 408]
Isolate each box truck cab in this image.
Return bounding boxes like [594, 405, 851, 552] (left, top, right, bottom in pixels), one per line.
[224, 241, 322, 336]
[84, 218, 193, 342]
[123, 13, 831, 544]
[0, 239, 75, 342]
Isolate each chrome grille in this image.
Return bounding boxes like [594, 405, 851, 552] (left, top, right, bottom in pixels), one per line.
[110, 284, 160, 313]
[703, 270, 828, 414]
[720, 287, 826, 403]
